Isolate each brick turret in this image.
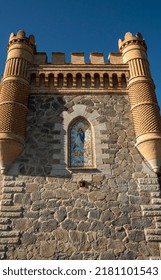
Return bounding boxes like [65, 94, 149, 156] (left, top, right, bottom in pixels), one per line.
[0, 30, 36, 174]
[119, 32, 161, 173]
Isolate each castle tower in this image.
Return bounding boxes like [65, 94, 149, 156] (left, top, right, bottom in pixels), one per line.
[0, 30, 36, 174]
[119, 32, 161, 173]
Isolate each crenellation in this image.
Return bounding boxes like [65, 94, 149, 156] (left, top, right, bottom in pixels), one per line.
[31, 51, 126, 65]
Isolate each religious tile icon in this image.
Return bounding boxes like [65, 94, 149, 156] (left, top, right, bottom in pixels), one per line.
[69, 119, 93, 167]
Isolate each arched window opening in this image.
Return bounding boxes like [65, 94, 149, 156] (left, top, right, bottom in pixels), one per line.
[30, 73, 36, 86]
[94, 73, 100, 88]
[103, 73, 109, 88]
[112, 73, 118, 88]
[39, 73, 45, 87]
[121, 73, 127, 88]
[48, 73, 54, 87]
[68, 118, 95, 168]
[76, 73, 82, 88]
[67, 73, 73, 88]
[85, 74, 91, 88]
[58, 73, 63, 88]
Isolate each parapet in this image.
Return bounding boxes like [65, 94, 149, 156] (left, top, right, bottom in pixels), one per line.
[33, 51, 124, 65]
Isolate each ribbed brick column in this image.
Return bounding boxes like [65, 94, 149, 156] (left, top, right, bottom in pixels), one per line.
[0, 30, 36, 174]
[119, 32, 161, 173]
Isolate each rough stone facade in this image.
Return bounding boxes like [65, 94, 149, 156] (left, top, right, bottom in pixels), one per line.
[0, 31, 161, 259]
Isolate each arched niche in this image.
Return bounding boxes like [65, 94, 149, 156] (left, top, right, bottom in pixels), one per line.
[68, 117, 95, 168]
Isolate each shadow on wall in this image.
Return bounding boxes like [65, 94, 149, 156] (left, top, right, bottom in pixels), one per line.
[7, 96, 70, 177]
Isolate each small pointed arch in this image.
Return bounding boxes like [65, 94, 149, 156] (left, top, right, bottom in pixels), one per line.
[39, 73, 45, 87]
[94, 73, 100, 88]
[121, 73, 127, 88]
[30, 73, 36, 86]
[112, 73, 118, 88]
[76, 73, 82, 88]
[58, 73, 63, 88]
[103, 73, 109, 88]
[48, 73, 54, 87]
[68, 117, 95, 168]
[67, 73, 73, 88]
[85, 73, 91, 88]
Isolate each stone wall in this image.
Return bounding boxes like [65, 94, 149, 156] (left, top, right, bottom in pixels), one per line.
[0, 93, 161, 259]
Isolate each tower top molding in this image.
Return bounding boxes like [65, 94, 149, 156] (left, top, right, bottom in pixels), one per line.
[118, 32, 147, 52]
[8, 30, 36, 51]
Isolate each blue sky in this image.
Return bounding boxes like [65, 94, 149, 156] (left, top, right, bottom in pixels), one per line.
[0, 0, 161, 106]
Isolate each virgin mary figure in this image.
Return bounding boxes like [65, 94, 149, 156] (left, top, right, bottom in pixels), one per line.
[72, 127, 85, 152]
